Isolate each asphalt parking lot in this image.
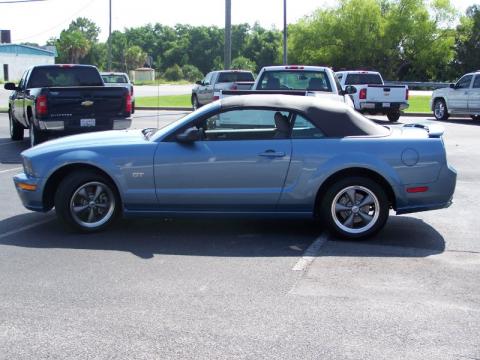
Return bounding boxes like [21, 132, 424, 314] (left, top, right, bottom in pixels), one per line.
[0, 111, 479, 359]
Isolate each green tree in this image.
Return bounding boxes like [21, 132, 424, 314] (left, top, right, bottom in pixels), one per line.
[454, 5, 480, 76]
[125, 45, 147, 70]
[231, 56, 257, 73]
[56, 30, 91, 64]
[163, 64, 184, 81]
[67, 17, 100, 43]
[182, 64, 203, 82]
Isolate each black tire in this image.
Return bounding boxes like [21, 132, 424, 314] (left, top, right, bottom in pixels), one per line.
[386, 110, 401, 122]
[433, 99, 449, 121]
[29, 121, 46, 147]
[471, 115, 480, 121]
[192, 95, 200, 110]
[54, 171, 120, 233]
[319, 177, 389, 240]
[9, 108, 24, 141]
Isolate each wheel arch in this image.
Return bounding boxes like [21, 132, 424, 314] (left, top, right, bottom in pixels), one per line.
[432, 96, 447, 112]
[313, 167, 397, 217]
[42, 163, 122, 211]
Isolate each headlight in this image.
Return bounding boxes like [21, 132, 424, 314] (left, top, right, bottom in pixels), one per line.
[23, 157, 35, 177]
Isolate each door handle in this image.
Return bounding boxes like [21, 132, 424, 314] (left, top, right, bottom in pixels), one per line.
[258, 150, 286, 157]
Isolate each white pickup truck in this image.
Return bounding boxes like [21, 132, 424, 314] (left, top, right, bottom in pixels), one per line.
[216, 65, 356, 107]
[336, 71, 409, 122]
[431, 71, 480, 121]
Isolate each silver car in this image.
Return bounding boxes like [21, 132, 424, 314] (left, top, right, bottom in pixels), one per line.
[101, 72, 135, 113]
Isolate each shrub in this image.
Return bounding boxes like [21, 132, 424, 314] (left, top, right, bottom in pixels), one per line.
[163, 64, 184, 81]
[182, 64, 203, 82]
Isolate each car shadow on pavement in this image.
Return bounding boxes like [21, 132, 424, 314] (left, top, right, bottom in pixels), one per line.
[0, 213, 444, 259]
[0, 137, 29, 164]
[326, 215, 445, 258]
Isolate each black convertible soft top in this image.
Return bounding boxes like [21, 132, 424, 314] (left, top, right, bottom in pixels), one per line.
[220, 94, 389, 137]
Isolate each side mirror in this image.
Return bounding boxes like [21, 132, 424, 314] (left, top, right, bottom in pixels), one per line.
[4, 82, 17, 91]
[344, 85, 357, 95]
[176, 127, 202, 143]
[195, 80, 203, 85]
[449, 83, 455, 89]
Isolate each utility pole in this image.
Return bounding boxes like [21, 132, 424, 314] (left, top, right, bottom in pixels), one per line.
[107, 0, 112, 71]
[224, 0, 231, 70]
[283, 0, 287, 65]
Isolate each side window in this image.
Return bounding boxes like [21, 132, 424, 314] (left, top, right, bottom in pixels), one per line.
[292, 114, 325, 139]
[473, 76, 480, 89]
[18, 70, 28, 90]
[456, 75, 473, 89]
[201, 109, 291, 141]
[203, 72, 213, 85]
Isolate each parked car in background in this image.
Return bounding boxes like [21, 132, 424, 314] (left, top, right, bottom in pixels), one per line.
[5, 65, 132, 147]
[431, 71, 480, 121]
[191, 70, 255, 109]
[14, 94, 456, 240]
[336, 70, 409, 122]
[101, 72, 135, 113]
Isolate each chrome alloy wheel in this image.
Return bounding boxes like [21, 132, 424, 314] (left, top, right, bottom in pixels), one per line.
[69, 181, 115, 229]
[331, 185, 380, 235]
[434, 100, 445, 119]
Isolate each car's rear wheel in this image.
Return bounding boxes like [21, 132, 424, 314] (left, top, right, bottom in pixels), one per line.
[9, 109, 24, 141]
[192, 95, 200, 110]
[386, 110, 401, 122]
[471, 115, 480, 121]
[54, 171, 120, 233]
[319, 177, 389, 240]
[433, 99, 449, 121]
[29, 121, 46, 147]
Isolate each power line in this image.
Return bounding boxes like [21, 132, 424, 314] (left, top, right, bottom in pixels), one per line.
[0, 0, 46, 3]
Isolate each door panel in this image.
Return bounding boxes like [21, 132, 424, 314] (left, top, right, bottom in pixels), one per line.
[468, 75, 480, 113]
[449, 75, 472, 112]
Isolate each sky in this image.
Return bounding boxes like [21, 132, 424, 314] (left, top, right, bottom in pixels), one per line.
[0, 0, 478, 45]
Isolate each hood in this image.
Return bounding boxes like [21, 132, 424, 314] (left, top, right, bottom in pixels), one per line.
[23, 129, 147, 157]
[309, 92, 346, 102]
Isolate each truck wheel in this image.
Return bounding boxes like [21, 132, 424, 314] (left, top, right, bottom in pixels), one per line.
[319, 177, 389, 240]
[9, 109, 24, 141]
[54, 171, 120, 233]
[192, 95, 200, 110]
[29, 121, 46, 147]
[433, 99, 449, 121]
[471, 115, 480, 121]
[386, 110, 401, 122]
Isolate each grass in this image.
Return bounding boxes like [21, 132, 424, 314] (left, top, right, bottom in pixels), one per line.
[405, 95, 430, 113]
[135, 94, 432, 112]
[136, 94, 191, 107]
[134, 79, 191, 86]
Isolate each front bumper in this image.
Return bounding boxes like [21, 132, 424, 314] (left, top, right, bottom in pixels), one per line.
[38, 117, 132, 133]
[13, 173, 46, 212]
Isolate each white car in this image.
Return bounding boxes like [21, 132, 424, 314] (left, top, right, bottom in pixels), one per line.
[336, 70, 409, 122]
[431, 71, 480, 121]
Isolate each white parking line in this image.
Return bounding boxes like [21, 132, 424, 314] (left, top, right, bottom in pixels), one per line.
[0, 167, 22, 174]
[0, 142, 15, 146]
[292, 233, 329, 271]
[0, 218, 54, 241]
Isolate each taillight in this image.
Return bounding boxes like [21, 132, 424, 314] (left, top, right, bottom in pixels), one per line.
[406, 88, 409, 100]
[230, 84, 238, 90]
[36, 95, 48, 116]
[406, 186, 429, 193]
[285, 66, 304, 70]
[213, 95, 219, 101]
[125, 93, 132, 113]
[359, 88, 367, 100]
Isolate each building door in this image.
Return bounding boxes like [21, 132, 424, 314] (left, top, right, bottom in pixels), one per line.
[3, 64, 8, 82]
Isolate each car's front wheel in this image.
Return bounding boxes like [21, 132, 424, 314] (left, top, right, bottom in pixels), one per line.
[9, 109, 24, 141]
[319, 177, 389, 240]
[54, 171, 120, 233]
[192, 95, 200, 110]
[433, 99, 449, 121]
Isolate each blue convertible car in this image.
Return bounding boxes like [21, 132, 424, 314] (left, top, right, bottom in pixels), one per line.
[13, 95, 456, 239]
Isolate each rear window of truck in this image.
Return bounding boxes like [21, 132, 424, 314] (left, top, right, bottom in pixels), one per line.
[345, 73, 383, 85]
[28, 67, 104, 88]
[258, 70, 332, 92]
[102, 74, 128, 84]
[217, 72, 255, 83]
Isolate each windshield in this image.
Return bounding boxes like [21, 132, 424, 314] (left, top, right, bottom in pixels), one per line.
[150, 102, 220, 142]
[102, 75, 128, 84]
[217, 72, 254, 83]
[345, 73, 383, 85]
[28, 67, 103, 88]
[258, 70, 332, 92]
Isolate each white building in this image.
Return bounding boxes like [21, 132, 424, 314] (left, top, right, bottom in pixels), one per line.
[0, 44, 56, 82]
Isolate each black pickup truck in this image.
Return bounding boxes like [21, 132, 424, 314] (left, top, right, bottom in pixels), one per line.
[4, 64, 132, 146]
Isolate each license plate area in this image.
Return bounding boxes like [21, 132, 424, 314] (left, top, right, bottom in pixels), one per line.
[382, 103, 390, 108]
[80, 118, 96, 127]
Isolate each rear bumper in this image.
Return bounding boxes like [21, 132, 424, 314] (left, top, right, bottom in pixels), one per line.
[359, 102, 409, 113]
[13, 173, 46, 212]
[395, 164, 457, 215]
[38, 117, 132, 134]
